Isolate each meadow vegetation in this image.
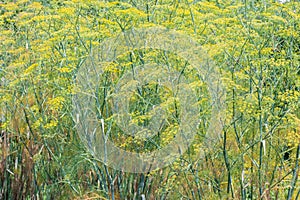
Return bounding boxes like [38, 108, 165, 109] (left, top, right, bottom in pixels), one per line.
[0, 0, 299, 199]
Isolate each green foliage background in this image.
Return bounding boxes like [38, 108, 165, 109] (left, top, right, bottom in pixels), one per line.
[0, 0, 299, 199]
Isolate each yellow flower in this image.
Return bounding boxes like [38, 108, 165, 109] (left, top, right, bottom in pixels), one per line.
[28, 2, 43, 10]
[44, 120, 58, 129]
[0, 119, 8, 129]
[57, 67, 73, 73]
[47, 97, 65, 110]
[33, 117, 43, 129]
[24, 63, 38, 75]
[58, 7, 75, 16]
[1, 2, 19, 11]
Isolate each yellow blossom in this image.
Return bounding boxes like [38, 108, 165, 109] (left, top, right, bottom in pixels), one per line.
[47, 97, 65, 110]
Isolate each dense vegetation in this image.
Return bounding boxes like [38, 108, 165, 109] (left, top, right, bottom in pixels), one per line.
[0, 0, 299, 199]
